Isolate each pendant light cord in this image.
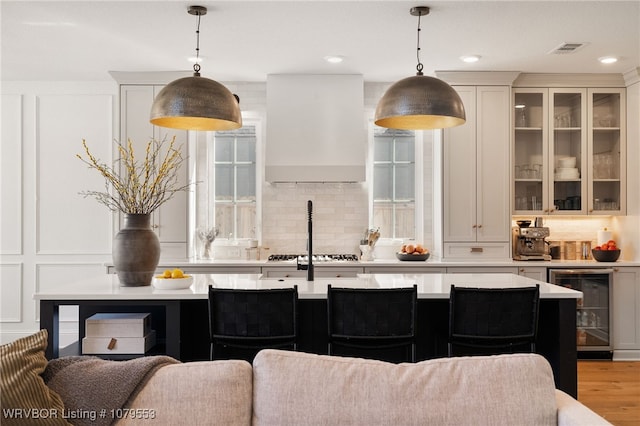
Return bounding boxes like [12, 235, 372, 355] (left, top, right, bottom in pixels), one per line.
[193, 10, 202, 75]
[415, 13, 424, 76]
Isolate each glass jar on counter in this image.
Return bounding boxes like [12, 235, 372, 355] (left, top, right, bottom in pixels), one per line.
[563, 241, 577, 260]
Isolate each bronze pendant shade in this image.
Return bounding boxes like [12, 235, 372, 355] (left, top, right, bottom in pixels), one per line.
[150, 73, 242, 131]
[375, 6, 466, 130]
[150, 5, 242, 131]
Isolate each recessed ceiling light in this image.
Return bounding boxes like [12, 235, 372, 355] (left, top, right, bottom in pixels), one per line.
[324, 55, 344, 64]
[598, 56, 618, 64]
[460, 55, 480, 63]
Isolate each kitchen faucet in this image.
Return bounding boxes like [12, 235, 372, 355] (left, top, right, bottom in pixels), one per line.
[297, 200, 314, 281]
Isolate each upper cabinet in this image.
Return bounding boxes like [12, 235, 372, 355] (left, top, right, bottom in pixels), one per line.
[443, 85, 511, 259]
[120, 85, 190, 258]
[589, 89, 626, 215]
[513, 87, 626, 216]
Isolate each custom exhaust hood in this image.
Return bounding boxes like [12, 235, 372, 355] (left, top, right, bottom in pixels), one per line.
[266, 74, 366, 183]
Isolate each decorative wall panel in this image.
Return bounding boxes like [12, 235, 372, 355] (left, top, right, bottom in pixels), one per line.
[1, 95, 23, 254]
[36, 94, 113, 254]
[0, 264, 23, 322]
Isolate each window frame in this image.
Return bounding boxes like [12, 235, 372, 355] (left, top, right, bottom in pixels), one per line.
[190, 114, 263, 254]
[368, 122, 424, 242]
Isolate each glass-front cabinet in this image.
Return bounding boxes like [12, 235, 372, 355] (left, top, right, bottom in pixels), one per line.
[513, 90, 547, 212]
[589, 89, 626, 214]
[550, 89, 587, 215]
[513, 87, 626, 216]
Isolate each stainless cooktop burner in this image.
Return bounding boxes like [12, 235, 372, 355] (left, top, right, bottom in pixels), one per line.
[268, 254, 359, 262]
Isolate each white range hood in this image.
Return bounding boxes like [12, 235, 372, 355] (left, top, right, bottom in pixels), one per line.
[266, 74, 366, 182]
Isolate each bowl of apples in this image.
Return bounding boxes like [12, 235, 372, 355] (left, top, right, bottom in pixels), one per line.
[592, 240, 621, 262]
[152, 268, 194, 289]
[396, 244, 430, 261]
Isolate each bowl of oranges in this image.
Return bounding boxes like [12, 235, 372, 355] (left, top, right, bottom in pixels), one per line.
[152, 268, 193, 289]
[592, 240, 621, 262]
[396, 244, 430, 261]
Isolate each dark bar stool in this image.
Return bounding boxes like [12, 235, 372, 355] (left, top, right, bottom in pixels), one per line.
[327, 285, 418, 362]
[448, 284, 540, 357]
[208, 286, 298, 362]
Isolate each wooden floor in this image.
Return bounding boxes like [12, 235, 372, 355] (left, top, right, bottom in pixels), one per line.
[578, 360, 640, 425]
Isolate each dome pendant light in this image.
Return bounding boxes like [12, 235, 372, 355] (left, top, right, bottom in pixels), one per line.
[375, 6, 465, 130]
[150, 5, 242, 131]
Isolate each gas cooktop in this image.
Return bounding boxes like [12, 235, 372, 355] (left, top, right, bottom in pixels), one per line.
[267, 254, 359, 262]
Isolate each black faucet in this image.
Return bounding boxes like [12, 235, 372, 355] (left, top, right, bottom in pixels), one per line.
[297, 200, 314, 281]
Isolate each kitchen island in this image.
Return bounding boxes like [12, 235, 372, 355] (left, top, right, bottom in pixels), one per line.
[35, 273, 581, 397]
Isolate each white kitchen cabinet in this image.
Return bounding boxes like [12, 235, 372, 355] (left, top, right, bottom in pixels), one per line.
[443, 86, 511, 259]
[446, 267, 518, 274]
[363, 267, 446, 274]
[612, 267, 640, 360]
[513, 87, 626, 216]
[119, 85, 189, 258]
[260, 266, 363, 278]
[517, 266, 547, 282]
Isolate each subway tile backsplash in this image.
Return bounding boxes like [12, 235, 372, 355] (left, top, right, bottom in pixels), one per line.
[262, 182, 368, 255]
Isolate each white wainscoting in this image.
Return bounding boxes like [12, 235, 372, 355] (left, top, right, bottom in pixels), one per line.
[36, 94, 113, 255]
[0, 82, 117, 344]
[1, 94, 23, 255]
[0, 263, 23, 322]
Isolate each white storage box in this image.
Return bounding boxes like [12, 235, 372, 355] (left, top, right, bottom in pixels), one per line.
[85, 313, 152, 338]
[82, 330, 156, 354]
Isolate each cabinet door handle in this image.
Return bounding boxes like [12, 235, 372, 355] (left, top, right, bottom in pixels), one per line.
[470, 247, 484, 253]
[519, 268, 525, 273]
[472, 225, 477, 229]
[152, 224, 159, 229]
[477, 225, 483, 229]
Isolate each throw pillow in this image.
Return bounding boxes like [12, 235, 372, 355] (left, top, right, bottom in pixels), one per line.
[0, 329, 71, 425]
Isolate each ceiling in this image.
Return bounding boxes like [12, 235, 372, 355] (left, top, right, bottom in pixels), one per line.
[1, 0, 639, 82]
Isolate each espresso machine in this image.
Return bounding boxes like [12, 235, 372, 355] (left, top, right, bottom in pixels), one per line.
[512, 218, 552, 261]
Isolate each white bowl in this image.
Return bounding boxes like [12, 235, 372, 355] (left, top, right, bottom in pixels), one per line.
[152, 275, 194, 290]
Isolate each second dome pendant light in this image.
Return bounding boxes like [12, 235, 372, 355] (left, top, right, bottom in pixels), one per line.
[375, 6, 466, 130]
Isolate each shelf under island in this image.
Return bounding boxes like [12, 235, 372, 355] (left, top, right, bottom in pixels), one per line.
[35, 272, 581, 397]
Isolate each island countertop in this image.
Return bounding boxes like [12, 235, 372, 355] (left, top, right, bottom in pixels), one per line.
[34, 273, 582, 301]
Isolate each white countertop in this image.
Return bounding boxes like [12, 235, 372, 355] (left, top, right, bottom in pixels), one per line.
[34, 273, 581, 301]
[110, 258, 639, 269]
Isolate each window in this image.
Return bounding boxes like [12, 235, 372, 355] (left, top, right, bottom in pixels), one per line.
[372, 128, 416, 239]
[213, 126, 257, 239]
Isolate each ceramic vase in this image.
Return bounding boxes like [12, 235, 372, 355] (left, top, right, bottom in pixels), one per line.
[112, 213, 160, 286]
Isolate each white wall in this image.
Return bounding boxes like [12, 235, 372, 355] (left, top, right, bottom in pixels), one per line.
[1, 82, 118, 344]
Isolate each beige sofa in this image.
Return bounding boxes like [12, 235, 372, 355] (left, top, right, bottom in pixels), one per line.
[0, 331, 610, 425]
[122, 349, 611, 426]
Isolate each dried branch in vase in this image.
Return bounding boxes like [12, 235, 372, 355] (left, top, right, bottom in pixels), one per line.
[77, 136, 192, 214]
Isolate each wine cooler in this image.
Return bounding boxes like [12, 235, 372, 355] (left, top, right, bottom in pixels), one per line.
[548, 269, 613, 357]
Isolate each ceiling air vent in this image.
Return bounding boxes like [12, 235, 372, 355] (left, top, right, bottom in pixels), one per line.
[548, 42, 587, 55]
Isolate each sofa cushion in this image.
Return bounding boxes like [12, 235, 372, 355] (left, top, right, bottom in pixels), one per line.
[120, 360, 253, 426]
[252, 350, 557, 426]
[0, 330, 70, 425]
